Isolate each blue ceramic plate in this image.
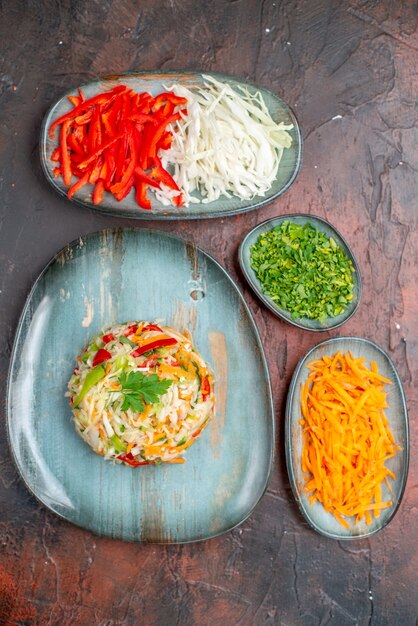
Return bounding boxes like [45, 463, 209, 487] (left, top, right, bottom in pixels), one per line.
[7, 229, 274, 543]
[285, 337, 409, 539]
[39, 71, 302, 220]
[239, 214, 362, 331]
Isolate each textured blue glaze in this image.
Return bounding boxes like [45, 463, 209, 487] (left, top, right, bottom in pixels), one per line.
[285, 336, 409, 539]
[39, 71, 302, 220]
[239, 214, 362, 331]
[7, 229, 274, 543]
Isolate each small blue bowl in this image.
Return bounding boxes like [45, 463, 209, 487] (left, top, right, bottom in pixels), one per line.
[239, 213, 362, 331]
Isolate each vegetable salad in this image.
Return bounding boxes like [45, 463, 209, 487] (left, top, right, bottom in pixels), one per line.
[68, 322, 214, 466]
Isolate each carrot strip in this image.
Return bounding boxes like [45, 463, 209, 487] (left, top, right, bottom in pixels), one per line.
[300, 351, 399, 528]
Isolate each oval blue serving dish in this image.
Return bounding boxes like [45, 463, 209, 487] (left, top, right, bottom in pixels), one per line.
[39, 71, 302, 220]
[285, 336, 409, 539]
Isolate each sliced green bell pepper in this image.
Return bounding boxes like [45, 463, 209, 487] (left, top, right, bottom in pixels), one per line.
[74, 364, 106, 407]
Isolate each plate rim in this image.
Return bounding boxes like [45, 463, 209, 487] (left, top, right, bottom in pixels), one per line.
[238, 213, 362, 331]
[39, 70, 302, 221]
[6, 226, 275, 543]
[284, 335, 410, 540]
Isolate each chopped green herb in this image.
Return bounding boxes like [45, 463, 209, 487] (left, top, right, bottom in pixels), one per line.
[117, 371, 173, 413]
[250, 221, 355, 321]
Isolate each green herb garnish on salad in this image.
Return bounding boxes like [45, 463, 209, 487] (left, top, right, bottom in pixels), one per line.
[118, 371, 173, 413]
[250, 221, 355, 321]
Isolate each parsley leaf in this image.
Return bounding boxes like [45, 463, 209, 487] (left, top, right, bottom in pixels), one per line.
[118, 371, 172, 414]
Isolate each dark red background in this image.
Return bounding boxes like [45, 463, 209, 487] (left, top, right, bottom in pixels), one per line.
[0, 1, 417, 624]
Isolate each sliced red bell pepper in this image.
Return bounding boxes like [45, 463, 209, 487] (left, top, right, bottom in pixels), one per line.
[60, 120, 72, 186]
[78, 133, 124, 170]
[142, 324, 163, 333]
[124, 324, 138, 336]
[131, 337, 178, 358]
[200, 376, 210, 399]
[51, 147, 61, 161]
[68, 172, 89, 199]
[148, 112, 181, 160]
[48, 85, 127, 138]
[111, 135, 137, 196]
[135, 181, 151, 210]
[134, 167, 160, 189]
[67, 133, 85, 156]
[102, 333, 115, 344]
[152, 155, 181, 192]
[92, 348, 112, 367]
[50, 85, 188, 211]
[118, 453, 150, 467]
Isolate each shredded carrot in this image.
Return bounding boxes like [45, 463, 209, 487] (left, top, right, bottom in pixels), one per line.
[126, 442, 134, 454]
[300, 350, 399, 527]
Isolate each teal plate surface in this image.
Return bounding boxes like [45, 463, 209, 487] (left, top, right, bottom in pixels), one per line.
[40, 71, 302, 220]
[7, 229, 274, 542]
[285, 337, 409, 539]
[239, 214, 362, 331]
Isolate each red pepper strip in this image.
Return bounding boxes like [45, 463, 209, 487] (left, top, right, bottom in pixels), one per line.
[78, 88, 85, 102]
[93, 180, 105, 205]
[153, 92, 187, 110]
[115, 175, 134, 201]
[135, 181, 151, 210]
[89, 106, 102, 152]
[142, 324, 163, 333]
[200, 376, 210, 399]
[88, 157, 103, 184]
[73, 124, 87, 151]
[166, 93, 188, 106]
[124, 324, 138, 336]
[148, 112, 181, 160]
[130, 113, 158, 125]
[111, 135, 136, 196]
[157, 132, 173, 150]
[60, 120, 72, 186]
[74, 110, 94, 126]
[53, 167, 61, 177]
[51, 147, 61, 161]
[152, 156, 180, 192]
[138, 124, 154, 170]
[68, 172, 89, 199]
[104, 148, 117, 187]
[102, 333, 115, 344]
[67, 94, 81, 106]
[48, 85, 127, 138]
[131, 337, 178, 358]
[67, 133, 85, 156]
[77, 133, 124, 170]
[118, 453, 150, 467]
[134, 167, 160, 189]
[173, 192, 184, 207]
[92, 348, 112, 367]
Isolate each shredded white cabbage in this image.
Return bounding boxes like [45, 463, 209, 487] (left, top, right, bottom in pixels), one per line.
[154, 75, 294, 206]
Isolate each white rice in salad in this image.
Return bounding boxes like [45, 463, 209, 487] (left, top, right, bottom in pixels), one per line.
[68, 321, 214, 466]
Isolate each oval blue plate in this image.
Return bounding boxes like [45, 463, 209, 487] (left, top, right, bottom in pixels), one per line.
[40, 71, 302, 220]
[7, 228, 274, 543]
[239, 214, 362, 331]
[285, 336, 409, 539]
